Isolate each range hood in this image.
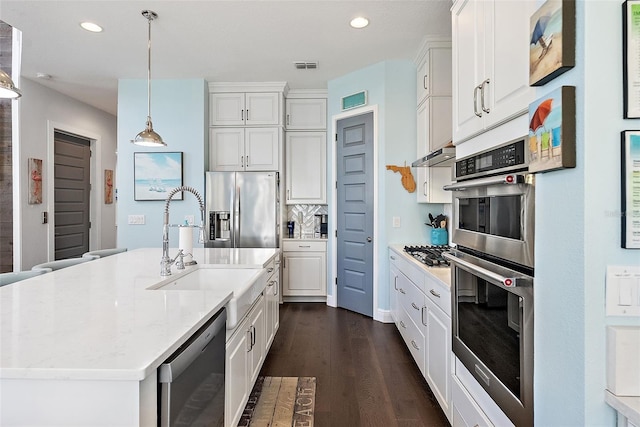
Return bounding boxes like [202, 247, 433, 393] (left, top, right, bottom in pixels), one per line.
[412, 146, 456, 167]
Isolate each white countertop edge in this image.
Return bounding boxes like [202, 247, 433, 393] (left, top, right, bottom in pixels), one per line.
[605, 390, 640, 425]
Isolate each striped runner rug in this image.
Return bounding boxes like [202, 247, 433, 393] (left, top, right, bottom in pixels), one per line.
[238, 376, 316, 427]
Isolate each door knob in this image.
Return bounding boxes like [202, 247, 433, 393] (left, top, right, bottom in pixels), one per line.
[367, 237, 372, 243]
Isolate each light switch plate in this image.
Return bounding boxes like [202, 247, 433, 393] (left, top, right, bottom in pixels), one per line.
[128, 215, 145, 225]
[606, 265, 640, 317]
[392, 216, 401, 228]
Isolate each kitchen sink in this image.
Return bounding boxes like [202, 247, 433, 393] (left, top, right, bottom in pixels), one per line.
[148, 267, 266, 329]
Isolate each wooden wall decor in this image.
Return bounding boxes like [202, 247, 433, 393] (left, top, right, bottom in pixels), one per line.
[28, 158, 43, 204]
[104, 169, 113, 204]
[386, 164, 416, 193]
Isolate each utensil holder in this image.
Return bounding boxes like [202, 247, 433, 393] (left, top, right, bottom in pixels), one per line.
[431, 228, 448, 245]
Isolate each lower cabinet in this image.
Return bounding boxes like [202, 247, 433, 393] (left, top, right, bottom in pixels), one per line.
[226, 295, 265, 426]
[265, 257, 280, 349]
[452, 376, 494, 427]
[388, 247, 452, 423]
[282, 240, 327, 298]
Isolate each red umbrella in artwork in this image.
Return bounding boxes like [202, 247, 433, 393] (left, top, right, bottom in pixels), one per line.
[529, 98, 553, 132]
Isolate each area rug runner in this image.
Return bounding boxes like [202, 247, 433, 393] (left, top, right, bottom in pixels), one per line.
[238, 376, 316, 427]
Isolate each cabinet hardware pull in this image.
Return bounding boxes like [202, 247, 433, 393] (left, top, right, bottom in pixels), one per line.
[421, 306, 427, 326]
[251, 325, 256, 347]
[424, 75, 428, 90]
[267, 267, 274, 273]
[394, 277, 398, 291]
[283, 258, 286, 268]
[473, 85, 482, 117]
[299, 245, 311, 248]
[274, 282, 278, 296]
[411, 340, 419, 350]
[246, 155, 249, 166]
[429, 289, 441, 298]
[400, 288, 406, 294]
[423, 181, 428, 196]
[481, 79, 490, 114]
[400, 320, 406, 329]
[286, 114, 290, 126]
[247, 329, 252, 352]
[390, 255, 396, 260]
[241, 109, 244, 121]
[241, 156, 244, 167]
[286, 189, 290, 201]
[411, 302, 419, 311]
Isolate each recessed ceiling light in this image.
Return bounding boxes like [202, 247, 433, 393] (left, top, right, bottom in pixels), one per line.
[80, 22, 103, 33]
[350, 16, 369, 29]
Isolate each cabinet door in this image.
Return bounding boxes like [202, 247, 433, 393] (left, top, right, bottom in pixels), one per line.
[430, 97, 453, 152]
[417, 167, 452, 204]
[430, 48, 453, 98]
[389, 256, 400, 324]
[265, 270, 280, 349]
[286, 98, 327, 130]
[452, 377, 494, 427]
[285, 132, 327, 204]
[245, 92, 280, 125]
[416, 55, 429, 106]
[245, 127, 280, 171]
[483, 0, 535, 129]
[209, 128, 244, 171]
[282, 251, 326, 296]
[210, 93, 245, 126]
[248, 296, 266, 385]
[225, 321, 251, 427]
[452, 0, 486, 143]
[425, 299, 452, 422]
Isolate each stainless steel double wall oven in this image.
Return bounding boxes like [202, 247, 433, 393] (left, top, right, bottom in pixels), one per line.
[444, 137, 535, 427]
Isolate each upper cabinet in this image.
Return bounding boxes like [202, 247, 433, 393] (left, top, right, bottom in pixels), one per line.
[285, 98, 327, 130]
[416, 46, 452, 106]
[452, 0, 535, 144]
[285, 132, 327, 204]
[209, 127, 280, 172]
[210, 92, 281, 126]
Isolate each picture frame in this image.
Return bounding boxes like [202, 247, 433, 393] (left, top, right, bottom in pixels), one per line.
[623, 1, 640, 118]
[134, 152, 183, 201]
[527, 86, 576, 173]
[529, 0, 575, 86]
[621, 131, 640, 249]
[28, 158, 43, 204]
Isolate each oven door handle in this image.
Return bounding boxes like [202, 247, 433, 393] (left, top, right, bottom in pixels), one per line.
[443, 252, 530, 288]
[443, 174, 527, 191]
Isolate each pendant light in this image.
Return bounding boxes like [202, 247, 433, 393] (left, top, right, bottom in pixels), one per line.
[131, 10, 166, 147]
[0, 68, 22, 99]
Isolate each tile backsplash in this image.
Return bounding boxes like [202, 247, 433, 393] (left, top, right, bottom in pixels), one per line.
[286, 204, 328, 238]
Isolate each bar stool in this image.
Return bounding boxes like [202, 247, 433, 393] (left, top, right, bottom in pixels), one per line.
[82, 248, 127, 259]
[0, 268, 52, 287]
[31, 256, 97, 271]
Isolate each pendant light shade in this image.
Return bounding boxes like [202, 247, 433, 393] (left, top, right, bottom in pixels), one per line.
[0, 68, 22, 99]
[131, 10, 166, 147]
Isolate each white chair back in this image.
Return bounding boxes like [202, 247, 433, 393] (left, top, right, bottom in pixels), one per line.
[0, 268, 52, 287]
[82, 248, 127, 259]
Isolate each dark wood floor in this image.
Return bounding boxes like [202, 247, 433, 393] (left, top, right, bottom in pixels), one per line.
[259, 303, 450, 427]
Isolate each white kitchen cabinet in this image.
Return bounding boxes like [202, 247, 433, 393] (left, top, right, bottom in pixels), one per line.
[416, 45, 452, 106]
[285, 132, 326, 204]
[389, 253, 401, 326]
[451, 0, 535, 144]
[452, 376, 494, 427]
[282, 240, 327, 298]
[210, 92, 281, 126]
[424, 285, 452, 419]
[209, 127, 280, 171]
[265, 257, 280, 349]
[225, 294, 266, 427]
[418, 96, 453, 156]
[416, 166, 452, 204]
[285, 98, 327, 130]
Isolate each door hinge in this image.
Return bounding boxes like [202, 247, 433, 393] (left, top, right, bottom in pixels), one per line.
[335, 230, 337, 238]
[335, 134, 338, 142]
[335, 181, 337, 189]
[335, 277, 338, 285]
[89, 221, 92, 229]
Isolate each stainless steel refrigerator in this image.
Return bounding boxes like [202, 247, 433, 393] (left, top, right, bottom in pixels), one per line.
[205, 171, 279, 248]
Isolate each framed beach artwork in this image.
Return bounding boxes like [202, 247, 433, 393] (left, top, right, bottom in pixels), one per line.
[528, 86, 576, 173]
[529, 0, 575, 86]
[621, 131, 640, 249]
[28, 158, 43, 204]
[134, 152, 183, 201]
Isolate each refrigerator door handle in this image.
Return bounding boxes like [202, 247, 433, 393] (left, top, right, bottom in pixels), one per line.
[234, 184, 241, 246]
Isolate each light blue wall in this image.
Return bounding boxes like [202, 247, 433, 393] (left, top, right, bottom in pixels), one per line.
[116, 79, 208, 250]
[327, 60, 443, 311]
[535, 1, 640, 425]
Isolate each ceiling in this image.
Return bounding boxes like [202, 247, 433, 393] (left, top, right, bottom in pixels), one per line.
[0, 1, 452, 116]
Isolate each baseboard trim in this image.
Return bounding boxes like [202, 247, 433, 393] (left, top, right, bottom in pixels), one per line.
[375, 309, 394, 324]
[326, 294, 337, 307]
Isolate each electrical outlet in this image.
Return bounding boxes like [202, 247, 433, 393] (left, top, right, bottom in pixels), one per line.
[128, 215, 145, 225]
[392, 216, 401, 228]
[185, 215, 195, 225]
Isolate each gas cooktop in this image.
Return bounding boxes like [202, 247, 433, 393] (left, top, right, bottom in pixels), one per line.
[404, 245, 450, 267]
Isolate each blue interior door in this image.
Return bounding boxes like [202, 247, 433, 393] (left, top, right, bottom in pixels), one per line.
[336, 112, 374, 317]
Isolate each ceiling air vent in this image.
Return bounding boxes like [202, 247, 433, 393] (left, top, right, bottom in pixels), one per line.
[293, 61, 318, 70]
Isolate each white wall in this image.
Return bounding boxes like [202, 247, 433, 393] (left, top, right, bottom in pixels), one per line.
[16, 78, 117, 270]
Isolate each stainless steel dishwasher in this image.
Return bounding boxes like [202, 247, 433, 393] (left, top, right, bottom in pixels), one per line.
[158, 308, 226, 426]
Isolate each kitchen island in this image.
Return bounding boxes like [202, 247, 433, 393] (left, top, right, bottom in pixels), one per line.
[0, 247, 278, 426]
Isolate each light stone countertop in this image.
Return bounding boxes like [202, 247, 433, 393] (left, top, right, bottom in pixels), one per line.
[0, 247, 277, 382]
[389, 244, 451, 287]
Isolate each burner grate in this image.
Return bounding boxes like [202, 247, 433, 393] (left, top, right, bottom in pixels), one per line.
[403, 245, 450, 267]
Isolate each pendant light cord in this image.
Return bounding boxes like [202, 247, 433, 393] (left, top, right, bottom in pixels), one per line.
[146, 12, 152, 123]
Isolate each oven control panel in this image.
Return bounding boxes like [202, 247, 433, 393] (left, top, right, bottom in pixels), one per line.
[455, 137, 527, 180]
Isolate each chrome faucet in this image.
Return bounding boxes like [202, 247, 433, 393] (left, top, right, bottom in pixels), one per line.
[161, 186, 206, 276]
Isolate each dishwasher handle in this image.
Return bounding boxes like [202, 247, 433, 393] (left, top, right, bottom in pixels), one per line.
[158, 308, 226, 383]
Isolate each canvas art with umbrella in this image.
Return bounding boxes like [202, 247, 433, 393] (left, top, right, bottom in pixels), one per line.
[529, 0, 575, 86]
[528, 86, 576, 173]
